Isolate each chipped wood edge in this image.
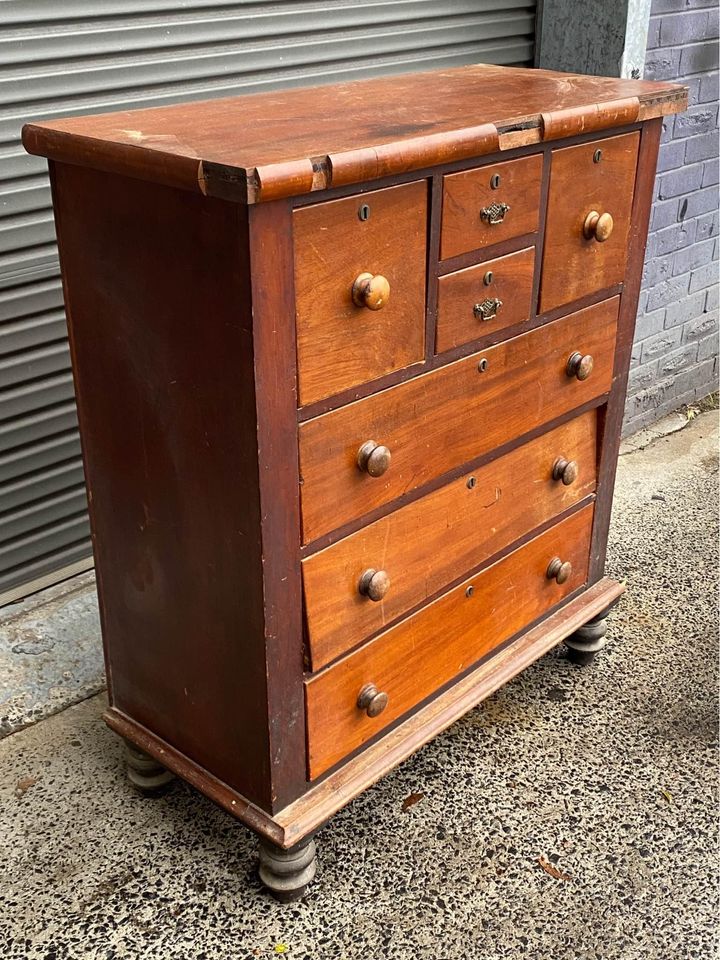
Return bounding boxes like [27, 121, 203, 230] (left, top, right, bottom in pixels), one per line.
[104, 576, 624, 848]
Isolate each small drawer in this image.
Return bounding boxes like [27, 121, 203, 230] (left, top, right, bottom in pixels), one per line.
[540, 132, 640, 314]
[436, 246, 535, 352]
[298, 296, 619, 542]
[305, 504, 594, 778]
[441, 154, 543, 260]
[303, 410, 598, 670]
[293, 181, 427, 406]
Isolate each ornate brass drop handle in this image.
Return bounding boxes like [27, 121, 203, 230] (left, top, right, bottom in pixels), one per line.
[352, 272, 390, 310]
[474, 297, 503, 321]
[583, 210, 614, 242]
[547, 557, 573, 585]
[480, 201, 511, 225]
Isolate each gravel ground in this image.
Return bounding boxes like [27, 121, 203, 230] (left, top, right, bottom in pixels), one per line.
[1, 411, 717, 960]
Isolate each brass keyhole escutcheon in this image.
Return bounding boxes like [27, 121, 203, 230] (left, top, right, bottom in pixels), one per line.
[483, 270, 494, 286]
[358, 203, 371, 221]
[490, 173, 501, 189]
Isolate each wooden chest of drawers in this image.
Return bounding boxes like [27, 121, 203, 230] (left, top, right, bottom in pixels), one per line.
[24, 64, 687, 901]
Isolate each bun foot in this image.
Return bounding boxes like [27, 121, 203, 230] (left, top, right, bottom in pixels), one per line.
[564, 612, 609, 666]
[258, 837, 317, 902]
[124, 739, 175, 794]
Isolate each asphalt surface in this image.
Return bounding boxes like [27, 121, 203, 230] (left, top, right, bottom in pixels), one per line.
[1, 411, 718, 960]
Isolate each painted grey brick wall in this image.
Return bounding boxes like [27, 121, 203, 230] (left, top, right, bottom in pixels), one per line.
[626, 0, 719, 435]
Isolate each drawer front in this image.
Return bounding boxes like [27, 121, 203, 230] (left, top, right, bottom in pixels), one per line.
[540, 132, 640, 314]
[441, 154, 543, 260]
[305, 504, 594, 778]
[293, 181, 427, 406]
[436, 246, 535, 352]
[303, 410, 597, 670]
[299, 296, 618, 542]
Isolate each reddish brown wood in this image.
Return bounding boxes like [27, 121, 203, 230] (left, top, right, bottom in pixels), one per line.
[540, 132, 640, 313]
[588, 118, 663, 581]
[436, 246, 535, 352]
[303, 411, 598, 670]
[305, 504, 595, 778]
[441, 154, 543, 259]
[23, 65, 686, 203]
[299, 298, 619, 542]
[541, 97, 640, 140]
[293, 181, 427, 405]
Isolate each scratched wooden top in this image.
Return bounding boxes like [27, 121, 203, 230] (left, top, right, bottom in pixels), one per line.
[23, 64, 686, 203]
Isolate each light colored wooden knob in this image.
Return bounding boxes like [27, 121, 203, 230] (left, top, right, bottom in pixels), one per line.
[583, 210, 614, 242]
[357, 683, 389, 718]
[358, 568, 390, 602]
[352, 272, 390, 310]
[552, 457, 579, 486]
[357, 440, 391, 477]
[547, 557, 573, 585]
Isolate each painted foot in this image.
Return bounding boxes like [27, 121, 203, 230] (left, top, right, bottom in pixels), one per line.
[564, 612, 609, 666]
[124, 739, 175, 794]
[258, 837, 317, 902]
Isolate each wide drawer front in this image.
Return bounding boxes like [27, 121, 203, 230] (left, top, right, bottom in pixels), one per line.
[305, 504, 594, 779]
[303, 410, 598, 670]
[299, 296, 619, 542]
[293, 181, 428, 406]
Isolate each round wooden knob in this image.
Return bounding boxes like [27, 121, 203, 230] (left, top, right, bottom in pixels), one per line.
[357, 440, 391, 477]
[357, 683, 389, 718]
[547, 557, 573, 585]
[583, 210, 614, 243]
[358, 568, 390, 602]
[566, 351, 594, 381]
[352, 272, 390, 310]
[552, 457, 579, 486]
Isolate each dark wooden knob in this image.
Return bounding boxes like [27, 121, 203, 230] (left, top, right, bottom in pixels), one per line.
[583, 210, 614, 242]
[357, 440, 391, 477]
[547, 557, 573, 585]
[552, 457, 579, 486]
[352, 272, 390, 310]
[358, 568, 390, 602]
[566, 351, 594, 381]
[357, 683, 389, 718]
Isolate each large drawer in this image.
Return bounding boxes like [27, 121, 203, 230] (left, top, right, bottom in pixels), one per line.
[299, 296, 619, 542]
[303, 410, 598, 670]
[305, 504, 594, 779]
[293, 181, 427, 406]
[540, 132, 639, 313]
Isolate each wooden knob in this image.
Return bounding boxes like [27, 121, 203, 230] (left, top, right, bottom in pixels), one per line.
[552, 457, 579, 486]
[583, 210, 614, 242]
[566, 351, 594, 381]
[352, 272, 390, 310]
[547, 557, 573, 585]
[357, 683, 389, 718]
[357, 440, 391, 477]
[358, 568, 390, 602]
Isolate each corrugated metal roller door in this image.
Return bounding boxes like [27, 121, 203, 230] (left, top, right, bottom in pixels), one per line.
[0, 0, 537, 604]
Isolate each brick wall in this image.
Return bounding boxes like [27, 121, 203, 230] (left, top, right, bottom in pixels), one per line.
[625, 0, 719, 434]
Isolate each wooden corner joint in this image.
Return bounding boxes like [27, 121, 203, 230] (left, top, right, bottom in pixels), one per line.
[541, 97, 641, 141]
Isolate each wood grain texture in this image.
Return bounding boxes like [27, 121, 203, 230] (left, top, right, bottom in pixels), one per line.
[293, 181, 427, 406]
[540, 132, 640, 313]
[436, 246, 535, 352]
[541, 97, 640, 140]
[303, 411, 598, 670]
[23, 65, 687, 203]
[305, 504, 595, 778]
[441, 154, 543, 259]
[588, 118, 663, 581]
[50, 162, 276, 810]
[299, 297, 619, 542]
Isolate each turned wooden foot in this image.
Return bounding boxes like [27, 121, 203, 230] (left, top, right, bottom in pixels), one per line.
[124, 739, 175, 793]
[258, 837, 317, 902]
[564, 611, 610, 665]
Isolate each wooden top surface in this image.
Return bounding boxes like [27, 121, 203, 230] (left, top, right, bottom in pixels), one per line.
[23, 64, 686, 203]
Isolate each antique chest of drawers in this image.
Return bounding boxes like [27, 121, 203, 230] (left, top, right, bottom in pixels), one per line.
[24, 64, 687, 900]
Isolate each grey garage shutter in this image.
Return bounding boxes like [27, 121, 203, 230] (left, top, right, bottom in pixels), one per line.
[0, 0, 537, 604]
